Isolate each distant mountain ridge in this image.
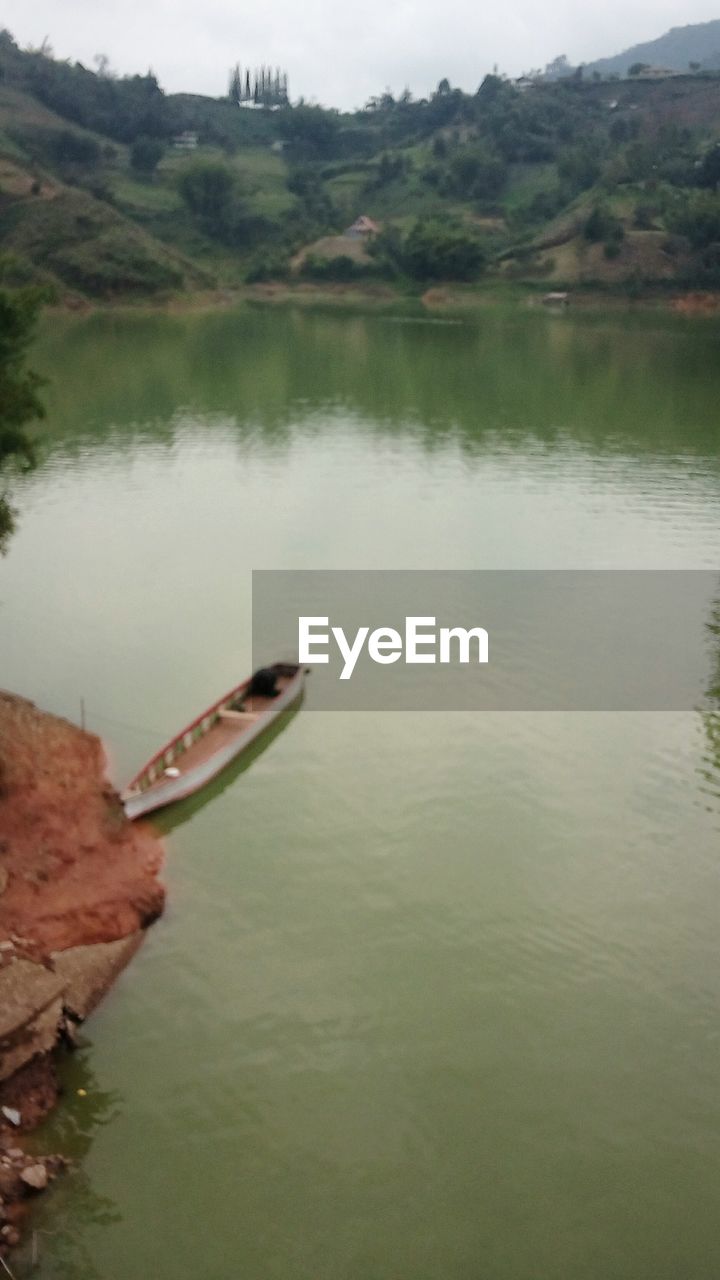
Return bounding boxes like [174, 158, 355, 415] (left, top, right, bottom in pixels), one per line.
[585, 20, 720, 77]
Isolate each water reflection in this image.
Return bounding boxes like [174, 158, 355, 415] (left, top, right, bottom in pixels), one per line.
[32, 306, 720, 461]
[18, 1044, 122, 1279]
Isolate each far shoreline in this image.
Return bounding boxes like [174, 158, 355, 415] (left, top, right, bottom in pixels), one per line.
[44, 281, 720, 322]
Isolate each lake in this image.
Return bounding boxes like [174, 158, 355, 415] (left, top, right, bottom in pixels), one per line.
[3, 301, 720, 1280]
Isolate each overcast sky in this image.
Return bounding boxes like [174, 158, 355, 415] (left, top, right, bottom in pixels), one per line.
[2, 0, 720, 109]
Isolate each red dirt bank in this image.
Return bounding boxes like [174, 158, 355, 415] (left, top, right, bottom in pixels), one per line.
[0, 690, 164, 956]
[0, 689, 165, 1255]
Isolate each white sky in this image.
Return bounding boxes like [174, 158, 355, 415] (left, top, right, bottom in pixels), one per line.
[2, 0, 719, 109]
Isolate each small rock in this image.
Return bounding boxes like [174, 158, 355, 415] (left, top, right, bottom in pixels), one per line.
[0, 1168, 21, 1201]
[20, 1164, 48, 1191]
[6, 1150, 23, 1161]
[1, 1224, 20, 1246]
[0, 1108, 20, 1127]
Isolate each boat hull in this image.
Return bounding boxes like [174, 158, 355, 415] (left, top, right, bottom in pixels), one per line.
[122, 669, 304, 820]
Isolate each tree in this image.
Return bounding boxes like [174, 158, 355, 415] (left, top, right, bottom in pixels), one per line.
[177, 158, 244, 241]
[228, 64, 241, 105]
[558, 142, 602, 194]
[476, 73, 506, 103]
[377, 218, 486, 281]
[443, 144, 507, 200]
[544, 54, 574, 80]
[281, 105, 341, 158]
[583, 204, 623, 245]
[93, 53, 113, 79]
[130, 135, 164, 175]
[697, 144, 720, 190]
[667, 190, 720, 249]
[0, 276, 44, 552]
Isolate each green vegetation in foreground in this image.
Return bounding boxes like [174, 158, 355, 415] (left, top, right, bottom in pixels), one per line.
[1, 25, 720, 300]
[0, 265, 44, 549]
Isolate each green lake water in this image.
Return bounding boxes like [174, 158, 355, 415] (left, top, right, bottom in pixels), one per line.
[2, 302, 720, 1279]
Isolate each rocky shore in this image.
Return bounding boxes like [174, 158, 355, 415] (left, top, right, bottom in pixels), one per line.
[0, 690, 165, 1258]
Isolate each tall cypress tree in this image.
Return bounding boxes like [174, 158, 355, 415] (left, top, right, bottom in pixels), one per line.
[228, 64, 241, 104]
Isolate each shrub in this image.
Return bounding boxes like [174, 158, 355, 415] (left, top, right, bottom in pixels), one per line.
[402, 218, 486, 281]
[666, 191, 720, 249]
[130, 136, 164, 175]
[300, 254, 376, 282]
[633, 203, 657, 230]
[584, 204, 623, 243]
[177, 158, 239, 240]
[245, 254, 290, 283]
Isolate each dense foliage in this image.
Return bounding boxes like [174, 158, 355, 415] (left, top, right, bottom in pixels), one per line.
[371, 220, 487, 281]
[0, 274, 43, 551]
[0, 31, 166, 142]
[1, 26, 720, 296]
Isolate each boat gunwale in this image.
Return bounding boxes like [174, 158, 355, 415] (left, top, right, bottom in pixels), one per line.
[122, 667, 301, 799]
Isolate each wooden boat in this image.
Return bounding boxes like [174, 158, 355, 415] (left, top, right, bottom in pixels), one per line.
[121, 663, 305, 820]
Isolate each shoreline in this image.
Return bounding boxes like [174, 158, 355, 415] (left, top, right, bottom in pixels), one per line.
[0, 691, 165, 1258]
[47, 281, 720, 320]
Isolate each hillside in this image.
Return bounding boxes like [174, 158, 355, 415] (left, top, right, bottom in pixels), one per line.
[1, 26, 720, 300]
[0, 83, 211, 298]
[586, 21, 720, 78]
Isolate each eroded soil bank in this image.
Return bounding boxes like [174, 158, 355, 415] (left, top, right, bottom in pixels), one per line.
[0, 690, 165, 1256]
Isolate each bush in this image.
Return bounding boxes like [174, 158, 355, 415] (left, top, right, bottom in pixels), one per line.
[367, 151, 406, 189]
[245, 253, 290, 283]
[518, 189, 565, 224]
[177, 158, 241, 241]
[696, 144, 720, 190]
[584, 204, 623, 243]
[666, 191, 720, 249]
[300, 254, 376, 282]
[130, 136, 164, 175]
[557, 143, 602, 195]
[633, 203, 657, 230]
[10, 125, 101, 173]
[280, 105, 341, 159]
[375, 218, 486, 282]
[442, 145, 507, 200]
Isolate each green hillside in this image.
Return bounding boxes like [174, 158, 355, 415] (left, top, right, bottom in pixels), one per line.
[1, 26, 720, 301]
[586, 21, 720, 78]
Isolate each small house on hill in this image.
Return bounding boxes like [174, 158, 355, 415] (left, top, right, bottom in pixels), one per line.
[345, 215, 381, 239]
[173, 131, 199, 150]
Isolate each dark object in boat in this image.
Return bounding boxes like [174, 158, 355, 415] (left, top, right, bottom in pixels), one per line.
[248, 667, 280, 699]
[269, 662, 301, 679]
[230, 664, 300, 709]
